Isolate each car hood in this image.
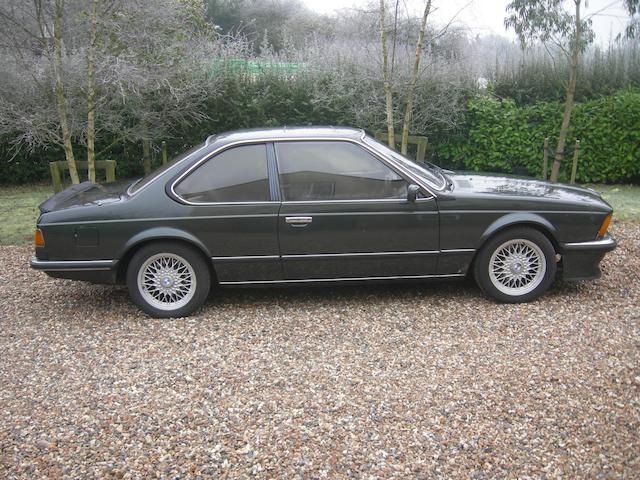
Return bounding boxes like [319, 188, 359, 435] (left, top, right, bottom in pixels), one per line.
[448, 171, 606, 206]
[39, 179, 134, 213]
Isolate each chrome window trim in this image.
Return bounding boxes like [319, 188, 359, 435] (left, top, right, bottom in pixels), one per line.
[173, 201, 280, 206]
[273, 139, 432, 202]
[127, 143, 210, 197]
[218, 273, 465, 285]
[172, 143, 272, 205]
[280, 197, 435, 205]
[169, 136, 438, 206]
[362, 136, 448, 192]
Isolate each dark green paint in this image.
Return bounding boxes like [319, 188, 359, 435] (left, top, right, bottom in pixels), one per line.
[31, 127, 615, 287]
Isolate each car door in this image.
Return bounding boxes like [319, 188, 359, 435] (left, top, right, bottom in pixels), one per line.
[171, 142, 281, 283]
[275, 140, 439, 280]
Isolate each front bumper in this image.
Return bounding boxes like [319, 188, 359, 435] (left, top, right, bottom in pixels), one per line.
[30, 257, 118, 284]
[559, 234, 617, 281]
[563, 235, 617, 252]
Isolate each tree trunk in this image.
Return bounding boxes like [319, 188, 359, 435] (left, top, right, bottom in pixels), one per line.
[550, 0, 581, 183]
[53, 0, 79, 184]
[86, 0, 98, 183]
[379, 0, 395, 148]
[391, 0, 399, 77]
[401, 0, 432, 155]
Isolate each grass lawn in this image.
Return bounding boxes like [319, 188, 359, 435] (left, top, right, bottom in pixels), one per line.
[0, 185, 52, 245]
[0, 183, 638, 245]
[585, 184, 640, 222]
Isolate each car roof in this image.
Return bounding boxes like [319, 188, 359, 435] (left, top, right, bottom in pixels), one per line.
[206, 126, 365, 145]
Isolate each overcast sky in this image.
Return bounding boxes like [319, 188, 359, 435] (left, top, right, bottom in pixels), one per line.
[301, 0, 631, 44]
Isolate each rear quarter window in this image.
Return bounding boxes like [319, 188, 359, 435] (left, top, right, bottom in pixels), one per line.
[174, 144, 270, 203]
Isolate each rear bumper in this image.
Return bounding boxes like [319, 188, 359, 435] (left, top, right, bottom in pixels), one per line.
[30, 257, 118, 284]
[559, 234, 617, 281]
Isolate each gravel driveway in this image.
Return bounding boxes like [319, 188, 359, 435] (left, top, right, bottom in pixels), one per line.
[1, 223, 639, 478]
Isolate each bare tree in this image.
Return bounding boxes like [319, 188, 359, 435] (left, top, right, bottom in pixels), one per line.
[379, 0, 396, 147]
[53, 0, 80, 184]
[0, 0, 227, 179]
[376, 0, 470, 153]
[0, 0, 87, 183]
[400, 0, 431, 155]
[506, 0, 594, 182]
[86, 0, 98, 182]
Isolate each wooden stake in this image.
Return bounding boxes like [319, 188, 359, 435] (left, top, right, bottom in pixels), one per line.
[570, 139, 580, 184]
[542, 137, 549, 180]
[162, 141, 168, 165]
[142, 139, 151, 174]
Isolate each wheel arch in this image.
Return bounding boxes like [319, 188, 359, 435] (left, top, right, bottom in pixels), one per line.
[467, 213, 561, 277]
[468, 213, 561, 302]
[115, 228, 215, 284]
[476, 213, 560, 253]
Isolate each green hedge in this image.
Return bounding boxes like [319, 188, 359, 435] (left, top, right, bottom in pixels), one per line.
[1, 83, 639, 185]
[0, 72, 359, 185]
[434, 90, 640, 183]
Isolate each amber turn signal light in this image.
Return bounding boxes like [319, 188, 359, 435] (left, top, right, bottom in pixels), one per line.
[597, 213, 612, 239]
[34, 229, 45, 248]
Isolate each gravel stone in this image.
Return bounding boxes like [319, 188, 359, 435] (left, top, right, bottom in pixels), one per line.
[1, 223, 638, 478]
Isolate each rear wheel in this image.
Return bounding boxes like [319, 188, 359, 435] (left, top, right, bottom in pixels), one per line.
[127, 242, 211, 318]
[474, 228, 556, 303]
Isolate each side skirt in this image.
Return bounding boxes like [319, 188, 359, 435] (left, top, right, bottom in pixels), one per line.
[218, 273, 465, 286]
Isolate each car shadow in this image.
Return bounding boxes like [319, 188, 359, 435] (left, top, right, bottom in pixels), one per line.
[33, 273, 596, 322]
[207, 276, 482, 306]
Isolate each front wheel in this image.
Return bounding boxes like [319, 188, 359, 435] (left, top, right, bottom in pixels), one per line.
[474, 228, 557, 303]
[127, 242, 211, 318]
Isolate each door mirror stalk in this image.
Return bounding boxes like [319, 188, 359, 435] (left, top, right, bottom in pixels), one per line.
[407, 184, 421, 202]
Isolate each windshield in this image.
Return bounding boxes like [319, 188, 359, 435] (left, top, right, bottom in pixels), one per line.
[363, 136, 447, 190]
[128, 142, 206, 195]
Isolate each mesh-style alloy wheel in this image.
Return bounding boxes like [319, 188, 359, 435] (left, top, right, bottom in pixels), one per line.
[488, 239, 546, 296]
[137, 253, 197, 311]
[474, 227, 556, 303]
[127, 242, 210, 318]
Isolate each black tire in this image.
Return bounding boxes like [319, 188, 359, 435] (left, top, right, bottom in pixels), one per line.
[473, 227, 557, 303]
[126, 242, 211, 318]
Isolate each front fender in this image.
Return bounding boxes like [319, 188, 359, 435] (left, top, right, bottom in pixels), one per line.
[477, 212, 557, 249]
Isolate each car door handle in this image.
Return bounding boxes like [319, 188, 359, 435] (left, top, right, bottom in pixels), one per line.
[285, 216, 313, 226]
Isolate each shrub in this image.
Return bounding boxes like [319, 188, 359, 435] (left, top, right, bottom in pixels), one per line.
[433, 90, 640, 183]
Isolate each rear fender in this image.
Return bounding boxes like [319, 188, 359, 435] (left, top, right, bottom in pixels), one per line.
[118, 227, 212, 260]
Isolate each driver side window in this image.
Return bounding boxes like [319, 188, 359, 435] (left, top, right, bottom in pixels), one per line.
[275, 141, 408, 201]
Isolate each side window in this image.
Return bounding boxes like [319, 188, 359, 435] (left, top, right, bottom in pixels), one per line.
[174, 144, 270, 203]
[276, 141, 408, 201]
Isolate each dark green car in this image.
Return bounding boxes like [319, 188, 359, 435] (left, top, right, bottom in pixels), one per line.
[30, 127, 616, 317]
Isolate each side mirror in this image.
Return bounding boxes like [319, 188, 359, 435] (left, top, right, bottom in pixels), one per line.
[407, 184, 421, 202]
